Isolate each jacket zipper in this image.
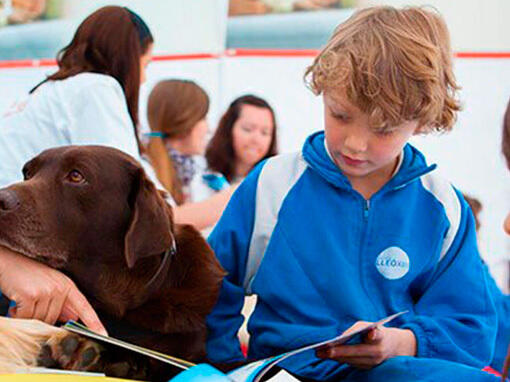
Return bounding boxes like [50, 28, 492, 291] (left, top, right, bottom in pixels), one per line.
[363, 199, 370, 219]
[358, 195, 379, 318]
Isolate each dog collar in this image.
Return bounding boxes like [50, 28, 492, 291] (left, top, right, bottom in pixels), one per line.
[140, 237, 177, 305]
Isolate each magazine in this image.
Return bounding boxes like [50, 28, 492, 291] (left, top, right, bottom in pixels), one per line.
[61, 311, 407, 381]
[228, 311, 407, 382]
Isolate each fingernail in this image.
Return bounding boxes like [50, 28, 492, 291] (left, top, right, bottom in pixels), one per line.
[93, 327, 108, 336]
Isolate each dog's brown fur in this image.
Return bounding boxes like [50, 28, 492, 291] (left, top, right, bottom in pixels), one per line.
[0, 145, 226, 380]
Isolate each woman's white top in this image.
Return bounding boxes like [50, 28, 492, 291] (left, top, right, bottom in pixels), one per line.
[0, 72, 170, 202]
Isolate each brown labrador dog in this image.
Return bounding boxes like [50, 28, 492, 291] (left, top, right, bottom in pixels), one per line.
[0, 145, 225, 380]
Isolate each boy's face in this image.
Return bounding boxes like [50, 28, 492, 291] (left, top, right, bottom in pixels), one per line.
[323, 92, 418, 185]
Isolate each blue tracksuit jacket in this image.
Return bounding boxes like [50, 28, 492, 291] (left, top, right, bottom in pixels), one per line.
[206, 131, 497, 381]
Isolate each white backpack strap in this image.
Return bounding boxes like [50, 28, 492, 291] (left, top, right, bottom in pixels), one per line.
[420, 172, 461, 262]
[243, 152, 308, 294]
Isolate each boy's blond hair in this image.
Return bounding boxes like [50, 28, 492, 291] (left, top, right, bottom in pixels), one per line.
[305, 6, 460, 133]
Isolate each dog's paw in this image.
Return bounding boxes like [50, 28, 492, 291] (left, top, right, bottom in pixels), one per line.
[38, 331, 104, 371]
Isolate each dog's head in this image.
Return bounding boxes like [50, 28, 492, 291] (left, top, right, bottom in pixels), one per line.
[0, 145, 175, 289]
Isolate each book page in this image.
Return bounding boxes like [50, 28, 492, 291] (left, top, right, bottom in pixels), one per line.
[250, 311, 408, 382]
[63, 321, 194, 370]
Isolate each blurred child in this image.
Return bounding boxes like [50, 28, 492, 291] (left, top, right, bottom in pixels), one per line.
[463, 192, 510, 374]
[497, 97, 510, 380]
[144, 79, 236, 229]
[206, 94, 278, 183]
[146, 79, 212, 204]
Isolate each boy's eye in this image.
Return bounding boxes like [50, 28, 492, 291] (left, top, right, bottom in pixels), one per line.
[332, 112, 349, 122]
[374, 129, 395, 137]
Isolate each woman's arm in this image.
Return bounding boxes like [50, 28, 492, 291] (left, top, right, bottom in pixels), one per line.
[173, 184, 238, 230]
[0, 245, 106, 335]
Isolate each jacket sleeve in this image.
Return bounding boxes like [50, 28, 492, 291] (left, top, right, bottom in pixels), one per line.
[401, 190, 497, 367]
[205, 162, 265, 364]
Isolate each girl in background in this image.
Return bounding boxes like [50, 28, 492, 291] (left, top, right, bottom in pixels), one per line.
[206, 94, 278, 183]
[145, 79, 235, 226]
[146, 79, 210, 204]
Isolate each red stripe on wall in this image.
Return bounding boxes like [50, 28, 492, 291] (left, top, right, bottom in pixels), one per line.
[225, 48, 320, 57]
[228, 49, 510, 59]
[455, 52, 510, 59]
[0, 50, 509, 69]
[0, 59, 57, 69]
[152, 53, 219, 61]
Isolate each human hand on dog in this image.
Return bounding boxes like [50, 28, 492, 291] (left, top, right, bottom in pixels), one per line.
[315, 321, 416, 369]
[0, 245, 107, 335]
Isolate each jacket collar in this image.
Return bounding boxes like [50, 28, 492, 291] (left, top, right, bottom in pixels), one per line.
[302, 131, 436, 193]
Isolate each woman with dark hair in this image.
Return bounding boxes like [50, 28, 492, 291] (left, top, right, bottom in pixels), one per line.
[0, 5, 155, 188]
[206, 94, 279, 183]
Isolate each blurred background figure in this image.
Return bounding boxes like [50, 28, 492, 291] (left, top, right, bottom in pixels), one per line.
[205, 94, 279, 352]
[464, 193, 483, 232]
[0, 0, 65, 26]
[206, 95, 279, 183]
[228, 0, 346, 16]
[145, 79, 231, 206]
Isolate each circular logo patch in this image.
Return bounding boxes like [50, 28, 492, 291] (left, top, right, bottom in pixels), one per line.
[375, 247, 410, 280]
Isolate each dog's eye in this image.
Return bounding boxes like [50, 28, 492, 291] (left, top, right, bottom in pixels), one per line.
[67, 170, 85, 183]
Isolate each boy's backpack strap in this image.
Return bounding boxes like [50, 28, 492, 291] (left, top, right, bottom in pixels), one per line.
[420, 171, 462, 261]
[243, 152, 308, 295]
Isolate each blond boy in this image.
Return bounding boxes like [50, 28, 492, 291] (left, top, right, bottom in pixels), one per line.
[206, 6, 497, 381]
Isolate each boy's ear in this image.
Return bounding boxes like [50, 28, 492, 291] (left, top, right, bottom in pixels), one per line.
[413, 122, 429, 135]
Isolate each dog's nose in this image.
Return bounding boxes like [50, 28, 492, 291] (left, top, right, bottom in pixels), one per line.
[0, 189, 20, 211]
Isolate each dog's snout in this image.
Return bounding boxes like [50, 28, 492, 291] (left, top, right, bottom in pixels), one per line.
[0, 189, 20, 212]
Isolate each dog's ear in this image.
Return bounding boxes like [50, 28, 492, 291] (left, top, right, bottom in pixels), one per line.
[124, 168, 174, 269]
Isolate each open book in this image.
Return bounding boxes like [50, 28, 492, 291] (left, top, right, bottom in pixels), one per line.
[228, 311, 407, 382]
[61, 311, 406, 381]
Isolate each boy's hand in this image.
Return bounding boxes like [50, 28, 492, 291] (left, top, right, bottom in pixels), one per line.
[316, 321, 416, 369]
[0, 245, 107, 335]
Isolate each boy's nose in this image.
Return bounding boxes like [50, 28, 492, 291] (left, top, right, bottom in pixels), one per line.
[344, 134, 367, 154]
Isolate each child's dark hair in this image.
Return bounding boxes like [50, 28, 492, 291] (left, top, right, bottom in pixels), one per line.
[205, 95, 278, 182]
